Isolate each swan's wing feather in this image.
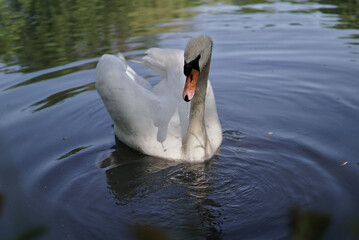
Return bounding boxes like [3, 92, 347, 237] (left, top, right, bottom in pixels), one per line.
[133, 48, 184, 81]
[132, 48, 168, 79]
[115, 53, 152, 90]
[96, 54, 160, 136]
[126, 64, 152, 90]
[142, 48, 190, 143]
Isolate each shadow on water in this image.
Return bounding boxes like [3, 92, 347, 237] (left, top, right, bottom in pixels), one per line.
[100, 138, 224, 239]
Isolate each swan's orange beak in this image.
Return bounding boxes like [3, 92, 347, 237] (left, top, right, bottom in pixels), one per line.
[183, 69, 199, 102]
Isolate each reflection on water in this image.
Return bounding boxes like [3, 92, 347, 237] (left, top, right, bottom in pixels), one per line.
[316, 0, 359, 29]
[27, 82, 95, 112]
[1, 0, 359, 239]
[57, 145, 91, 160]
[1, 0, 359, 73]
[101, 138, 223, 239]
[0, 0, 200, 73]
[3, 61, 97, 91]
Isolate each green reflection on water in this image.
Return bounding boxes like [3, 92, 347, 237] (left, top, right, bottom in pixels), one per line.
[57, 145, 91, 160]
[0, 0, 201, 73]
[3, 61, 97, 91]
[26, 82, 95, 112]
[313, 0, 359, 29]
[0, 0, 358, 73]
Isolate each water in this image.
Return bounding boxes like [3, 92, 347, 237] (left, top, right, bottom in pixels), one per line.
[1, 0, 359, 239]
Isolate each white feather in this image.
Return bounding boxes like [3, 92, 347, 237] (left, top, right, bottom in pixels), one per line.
[96, 36, 222, 161]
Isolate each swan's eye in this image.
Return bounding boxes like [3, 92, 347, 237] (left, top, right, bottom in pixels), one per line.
[184, 62, 191, 76]
[183, 55, 201, 77]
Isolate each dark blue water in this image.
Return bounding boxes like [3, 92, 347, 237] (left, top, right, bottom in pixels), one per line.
[1, 0, 359, 239]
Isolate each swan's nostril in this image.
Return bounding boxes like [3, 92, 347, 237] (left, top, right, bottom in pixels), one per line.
[184, 95, 190, 102]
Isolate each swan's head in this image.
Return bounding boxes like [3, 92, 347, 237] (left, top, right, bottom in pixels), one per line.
[183, 35, 213, 102]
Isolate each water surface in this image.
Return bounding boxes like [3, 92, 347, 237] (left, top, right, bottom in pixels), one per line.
[1, 0, 359, 239]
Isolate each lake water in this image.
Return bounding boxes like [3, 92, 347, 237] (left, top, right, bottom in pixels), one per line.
[1, 0, 359, 239]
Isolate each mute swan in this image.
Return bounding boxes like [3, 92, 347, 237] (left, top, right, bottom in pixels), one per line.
[96, 35, 222, 161]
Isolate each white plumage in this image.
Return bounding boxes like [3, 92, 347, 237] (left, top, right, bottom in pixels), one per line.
[96, 35, 222, 161]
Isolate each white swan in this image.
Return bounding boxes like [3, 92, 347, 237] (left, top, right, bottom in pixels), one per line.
[96, 35, 222, 161]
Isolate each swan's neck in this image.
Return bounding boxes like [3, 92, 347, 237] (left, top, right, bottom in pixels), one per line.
[184, 56, 212, 159]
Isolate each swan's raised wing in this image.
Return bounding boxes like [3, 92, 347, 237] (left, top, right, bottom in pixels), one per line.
[133, 48, 167, 79]
[96, 54, 160, 138]
[115, 53, 152, 90]
[133, 48, 190, 142]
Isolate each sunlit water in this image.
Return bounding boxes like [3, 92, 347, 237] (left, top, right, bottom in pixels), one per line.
[1, 0, 359, 239]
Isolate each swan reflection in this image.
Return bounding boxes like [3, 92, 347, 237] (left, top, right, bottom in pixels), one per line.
[101, 138, 223, 239]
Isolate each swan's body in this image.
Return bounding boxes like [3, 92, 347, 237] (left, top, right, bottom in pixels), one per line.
[96, 35, 222, 161]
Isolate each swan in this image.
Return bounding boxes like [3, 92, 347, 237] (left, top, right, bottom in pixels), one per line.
[96, 35, 222, 161]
